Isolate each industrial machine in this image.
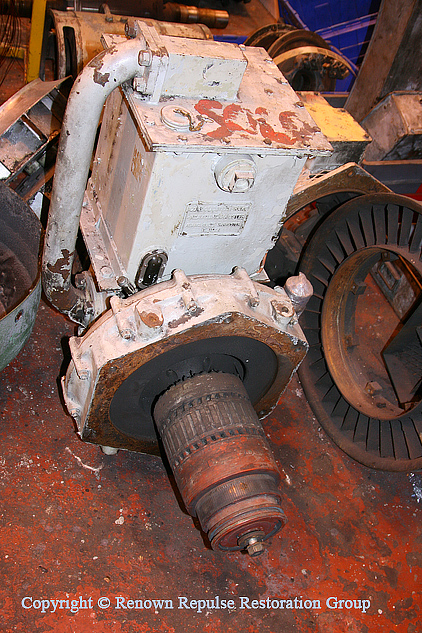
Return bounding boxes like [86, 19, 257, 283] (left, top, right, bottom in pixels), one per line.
[37, 13, 422, 556]
[40, 10, 218, 80]
[263, 100, 422, 472]
[41, 21, 332, 555]
[0, 0, 419, 555]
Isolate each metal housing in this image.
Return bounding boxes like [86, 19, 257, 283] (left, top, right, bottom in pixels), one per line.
[63, 268, 307, 453]
[82, 29, 331, 292]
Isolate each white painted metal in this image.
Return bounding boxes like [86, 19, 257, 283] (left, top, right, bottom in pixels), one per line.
[127, 46, 330, 154]
[63, 267, 303, 436]
[83, 143, 308, 289]
[82, 27, 331, 291]
[42, 36, 147, 304]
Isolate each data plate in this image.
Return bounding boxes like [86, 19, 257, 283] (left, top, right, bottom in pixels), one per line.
[180, 201, 251, 236]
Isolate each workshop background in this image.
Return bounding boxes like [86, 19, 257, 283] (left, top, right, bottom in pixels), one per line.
[0, 0, 422, 631]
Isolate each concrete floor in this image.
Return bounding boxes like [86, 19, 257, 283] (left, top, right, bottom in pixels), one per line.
[1, 7, 422, 632]
[0, 298, 421, 632]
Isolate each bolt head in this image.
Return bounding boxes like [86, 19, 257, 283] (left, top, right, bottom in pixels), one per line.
[138, 49, 152, 66]
[121, 328, 134, 340]
[365, 381, 382, 396]
[247, 540, 265, 556]
[133, 76, 147, 93]
[74, 273, 86, 290]
[125, 18, 137, 38]
[271, 299, 294, 320]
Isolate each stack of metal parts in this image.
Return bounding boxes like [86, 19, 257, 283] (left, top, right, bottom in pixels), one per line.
[0, 77, 71, 202]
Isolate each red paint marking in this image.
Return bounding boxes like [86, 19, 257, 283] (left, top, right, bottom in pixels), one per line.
[195, 100, 257, 140]
[279, 111, 299, 127]
[404, 193, 422, 201]
[258, 120, 295, 145]
[195, 100, 298, 144]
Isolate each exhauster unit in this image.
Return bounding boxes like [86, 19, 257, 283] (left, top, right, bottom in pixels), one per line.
[42, 21, 331, 555]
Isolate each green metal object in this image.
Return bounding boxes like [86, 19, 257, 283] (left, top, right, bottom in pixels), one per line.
[0, 184, 42, 371]
[0, 280, 41, 371]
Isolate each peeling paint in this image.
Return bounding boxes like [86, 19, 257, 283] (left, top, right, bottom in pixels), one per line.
[194, 100, 318, 146]
[46, 249, 73, 279]
[167, 306, 204, 329]
[93, 70, 110, 87]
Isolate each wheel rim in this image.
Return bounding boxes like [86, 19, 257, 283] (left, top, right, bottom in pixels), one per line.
[267, 29, 330, 58]
[243, 23, 295, 50]
[298, 193, 422, 471]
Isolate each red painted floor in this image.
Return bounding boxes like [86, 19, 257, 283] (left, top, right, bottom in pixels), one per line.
[0, 298, 421, 632]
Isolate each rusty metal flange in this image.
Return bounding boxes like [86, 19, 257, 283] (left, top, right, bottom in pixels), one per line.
[63, 268, 308, 454]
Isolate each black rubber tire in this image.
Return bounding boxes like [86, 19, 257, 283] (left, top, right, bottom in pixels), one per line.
[298, 193, 422, 471]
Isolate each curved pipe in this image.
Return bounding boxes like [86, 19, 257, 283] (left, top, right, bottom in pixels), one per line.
[42, 36, 144, 324]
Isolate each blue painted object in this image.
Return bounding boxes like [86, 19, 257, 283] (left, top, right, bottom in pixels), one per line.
[283, 0, 380, 31]
[213, 35, 247, 44]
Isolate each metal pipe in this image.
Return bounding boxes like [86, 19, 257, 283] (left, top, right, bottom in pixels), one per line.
[42, 36, 145, 324]
[161, 3, 229, 29]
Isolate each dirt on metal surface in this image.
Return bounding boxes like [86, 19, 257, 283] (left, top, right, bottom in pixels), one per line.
[0, 244, 31, 316]
[0, 299, 421, 632]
